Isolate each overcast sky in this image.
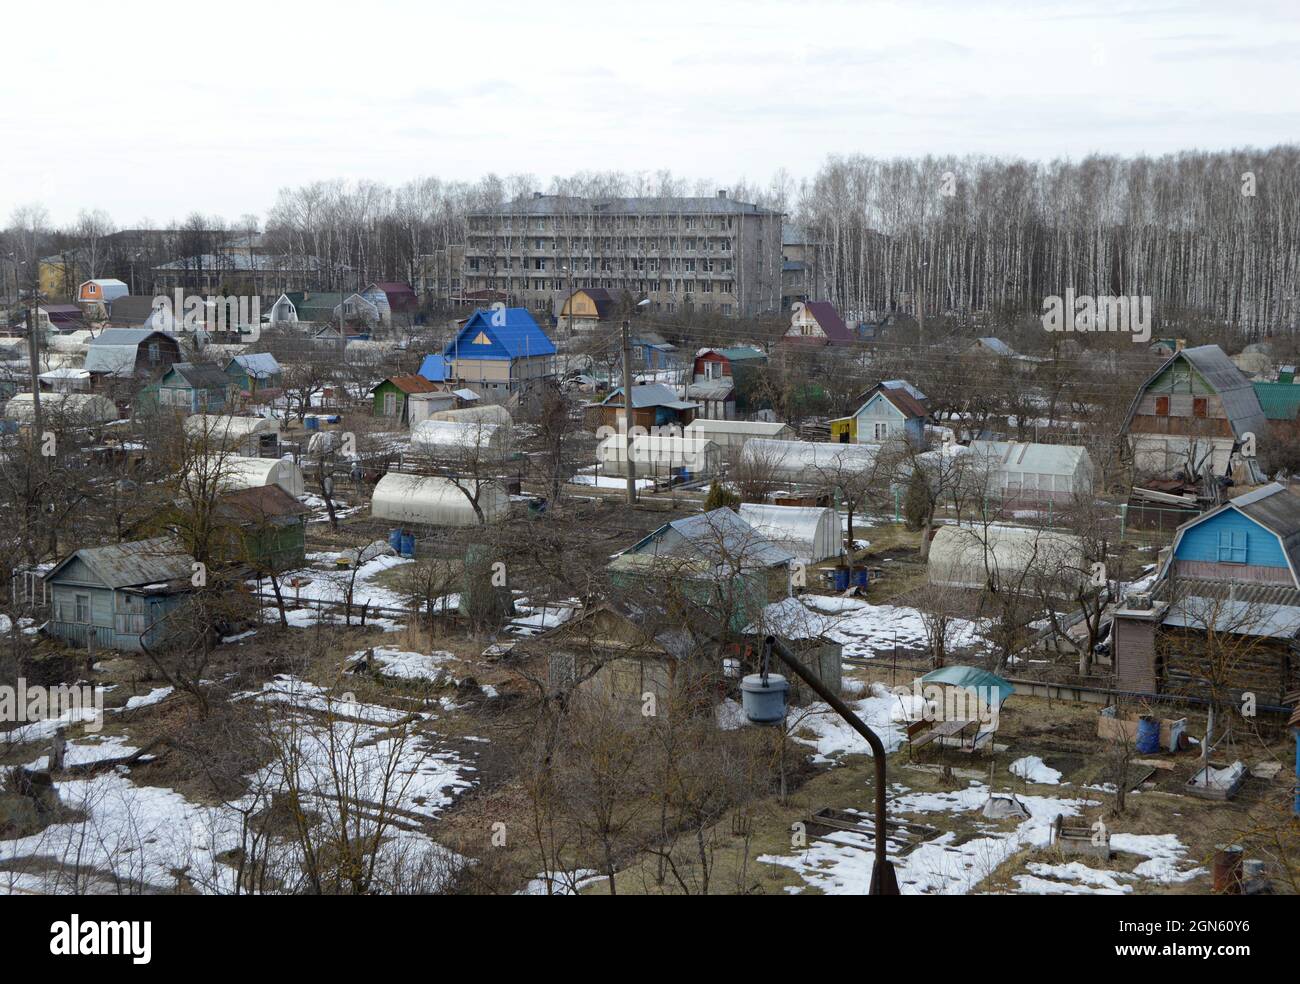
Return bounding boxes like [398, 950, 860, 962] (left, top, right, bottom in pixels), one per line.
[3, 0, 1297, 226]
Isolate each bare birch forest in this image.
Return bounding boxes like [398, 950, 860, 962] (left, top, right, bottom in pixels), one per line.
[9, 147, 1299, 335]
[259, 147, 1300, 334]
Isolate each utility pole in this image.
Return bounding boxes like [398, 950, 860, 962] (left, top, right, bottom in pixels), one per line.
[621, 317, 637, 505]
[24, 265, 43, 438]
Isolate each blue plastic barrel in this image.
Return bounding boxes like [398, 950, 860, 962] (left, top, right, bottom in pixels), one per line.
[388, 529, 403, 551]
[1136, 715, 1160, 754]
[400, 532, 416, 557]
[741, 673, 789, 723]
[305, 416, 320, 431]
[833, 567, 850, 591]
[852, 567, 869, 588]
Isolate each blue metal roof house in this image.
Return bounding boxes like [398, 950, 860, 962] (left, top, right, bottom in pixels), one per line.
[441, 307, 557, 405]
[1111, 482, 1300, 704]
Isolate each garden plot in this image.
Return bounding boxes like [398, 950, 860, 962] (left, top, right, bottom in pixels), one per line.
[760, 781, 1100, 894]
[760, 771, 1207, 895]
[1, 678, 479, 895]
[266, 553, 415, 612]
[798, 595, 987, 659]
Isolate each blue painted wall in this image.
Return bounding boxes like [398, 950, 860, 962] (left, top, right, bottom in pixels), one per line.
[1175, 508, 1289, 569]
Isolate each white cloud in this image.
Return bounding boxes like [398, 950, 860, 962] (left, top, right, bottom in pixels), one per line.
[2, 0, 1297, 224]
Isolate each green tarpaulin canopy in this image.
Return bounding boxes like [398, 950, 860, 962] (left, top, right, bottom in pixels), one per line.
[919, 665, 1014, 706]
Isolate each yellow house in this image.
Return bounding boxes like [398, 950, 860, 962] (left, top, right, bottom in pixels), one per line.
[39, 255, 81, 300]
[557, 287, 615, 332]
[830, 416, 857, 443]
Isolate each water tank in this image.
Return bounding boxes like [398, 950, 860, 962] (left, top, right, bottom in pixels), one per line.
[741, 673, 789, 724]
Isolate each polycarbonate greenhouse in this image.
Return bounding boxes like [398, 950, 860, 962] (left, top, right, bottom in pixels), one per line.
[737, 503, 841, 563]
[410, 419, 509, 457]
[210, 456, 306, 498]
[370, 473, 509, 527]
[3, 392, 118, 425]
[927, 523, 1085, 593]
[184, 414, 280, 449]
[739, 438, 879, 483]
[429, 405, 513, 428]
[595, 433, 721, 479]
[684, 418, 794, 449]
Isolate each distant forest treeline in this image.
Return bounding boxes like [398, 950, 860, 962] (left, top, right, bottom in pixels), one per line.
[7, 147, 1298, 336]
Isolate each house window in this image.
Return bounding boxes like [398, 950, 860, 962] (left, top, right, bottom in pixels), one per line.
[1217, 529, 1248, 564]
[1154, 396, 1169, 415]
[384, 392, 397, 416]
[75, 593, 91, 623]
[705, 361, 722, 380]
[148, 343, 160, 364]
[873, 422, 888, 440]
[1193, 397, 1207, 418]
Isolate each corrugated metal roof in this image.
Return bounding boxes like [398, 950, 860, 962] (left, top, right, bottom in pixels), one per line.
[84, 329, 174, 376]
[216, 485, 311, 522]
[1126, 345, 1267, 440]
[45, 537, 195, 590]
[378, 373, 438, 395]
[1233, 482, 1300, 572]
[1252, 381, 1300, 421]
[805, 302, 853, 343]
[1154, 578, 1300, 609]
[707, 346, 766, 363]
[872, 385, 929, 420]
[627, 507, 794, 570]
[444, 308, 556, 360]
[601, 383, 696, 410]
[228, 353, 281, 379]
[166, 362, 230, 390]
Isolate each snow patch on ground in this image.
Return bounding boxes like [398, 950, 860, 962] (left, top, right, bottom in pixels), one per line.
[1009, 755, 1062, 785]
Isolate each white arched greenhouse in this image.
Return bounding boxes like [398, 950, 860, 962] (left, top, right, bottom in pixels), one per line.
[739, 439, 879, 484]
[410, 419, 509, 457]
[595, 433, 720, 479]
[684, 418, 794, 450]
[370, 473, 509, 527]
[3, 392, 118, 425]
[927, 524, 1086, 594]
[185, 414, 280, 453]
[737, 503, 841, 564]
[209, 456, 306, 498]
[429, 404, 513, 429]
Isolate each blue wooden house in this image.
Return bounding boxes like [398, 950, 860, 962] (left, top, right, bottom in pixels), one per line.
[44, 538, 197, 652]
[152, 362, 230, 413]
[224, 353, 282, 395]
[1111, 483, 1300, 704]
[831, 380, 928, 445]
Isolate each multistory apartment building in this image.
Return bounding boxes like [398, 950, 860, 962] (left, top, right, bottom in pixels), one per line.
[461, 191, 783, 318]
